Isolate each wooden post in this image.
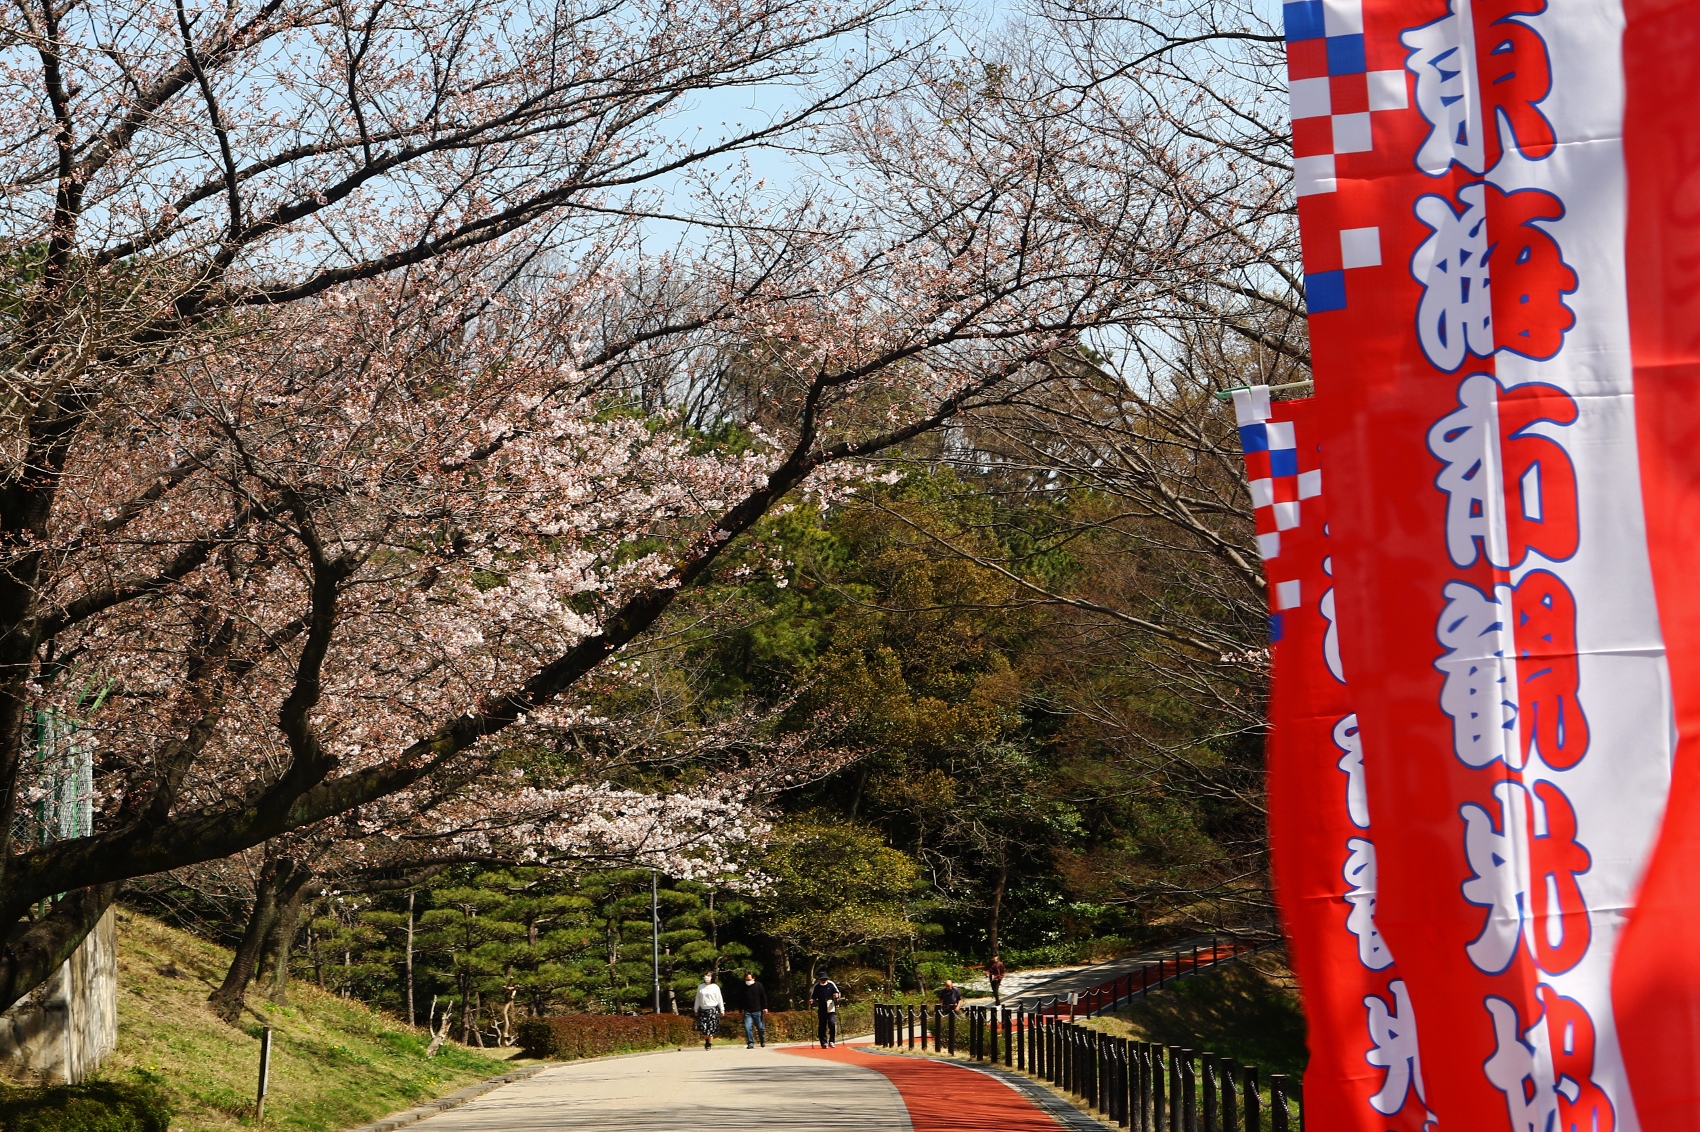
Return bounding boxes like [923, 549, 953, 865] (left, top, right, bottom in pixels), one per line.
[255, 1026, 273, 1123]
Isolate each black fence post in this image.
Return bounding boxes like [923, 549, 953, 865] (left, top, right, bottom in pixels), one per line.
[1119, 1041, 1131, 1129]
[1093, 1030, 1103, 1110]
[1061, 1024, 1071, 1093]
[1243, 1066, 1261, 1132]
[1203, 1053, 1218, 1132]
[1221, 1061, 1239, 1132]
[1181, 1050, 1196, 1132]
[1149, 1040, 1162, 1128]
[1167, 1047, 1182, 1132]
[1270, 1075, 1289, 1132]
[1131, 1043, 1142, 1131]
[1051, 1018, 1060, 1085]
[948, 1009, 957, 1055]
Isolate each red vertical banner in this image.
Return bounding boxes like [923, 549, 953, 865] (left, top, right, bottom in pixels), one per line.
[1611, 0, 1700, 1122]
[1236, 387, 1431, 1131]
[1281, 0, 1672, 1126]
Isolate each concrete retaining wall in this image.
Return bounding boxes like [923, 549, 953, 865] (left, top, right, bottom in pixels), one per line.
[0, 908, 118, 1084]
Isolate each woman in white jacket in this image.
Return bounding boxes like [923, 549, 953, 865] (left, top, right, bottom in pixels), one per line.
[692, 972, 724, 1049]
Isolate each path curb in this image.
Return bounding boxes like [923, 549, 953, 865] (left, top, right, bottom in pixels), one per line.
[342, 1063, 554, 1132]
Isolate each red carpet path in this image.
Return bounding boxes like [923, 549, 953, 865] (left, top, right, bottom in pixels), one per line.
[784, 1045, 1068, 1130]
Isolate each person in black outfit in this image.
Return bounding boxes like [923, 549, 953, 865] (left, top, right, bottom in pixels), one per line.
[811, 973, 842, 1048]
[938, 980, 964, 1015]
[740, 972, 770, 1048]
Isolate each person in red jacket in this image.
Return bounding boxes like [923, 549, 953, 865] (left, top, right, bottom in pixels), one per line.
[987, 955, 1006, 1003]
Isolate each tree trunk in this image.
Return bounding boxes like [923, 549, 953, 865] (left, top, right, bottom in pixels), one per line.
[209, 857, 285, 1023]
[261, 863, 314, 1006]
[405, 892, 416, 1027]
[988, 862, 1008, 960]
[766, 939, 792, 1009]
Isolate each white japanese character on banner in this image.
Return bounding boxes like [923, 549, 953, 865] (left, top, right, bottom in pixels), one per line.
[1365, 979, 1427, 1116]
[1428, 374, 1509, 568]
[1484, 996, 1558, 1132]
[1321, 589, 1344, 685]
[1461, 778, 1594, 976]
[1484, 988, 1617, 1132]
[1402, 0, 1556, 178]
[1403, 10, 1485, 176]
[1435, 580, 1521, 770]
[1334, 713, 1369, 830]
[1428, 373, 1582, 571]
[1412, 183, 1493, 372]
[1462, 782, 1530, 975]
[1344, 837, 1394, 971]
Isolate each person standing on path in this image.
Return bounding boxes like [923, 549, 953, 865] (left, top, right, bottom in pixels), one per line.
[938, 980, 963, 1016]
[740, 972, 769, 1048]
[986, 955, 1006, 1003]
[693, 972, 724, 1050]
[811, 973, 842, 1048]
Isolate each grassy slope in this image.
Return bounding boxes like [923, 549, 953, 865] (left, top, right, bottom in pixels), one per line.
[102, 909, 516, 1132]
[1077, 949, 1308, 1080]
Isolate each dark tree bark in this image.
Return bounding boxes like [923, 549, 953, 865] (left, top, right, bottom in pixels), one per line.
[261, 865, 316, 1005]
[987, 862, 1008, 961]
[210, 855, 311, 1022]
[209, 857, 284, 1022]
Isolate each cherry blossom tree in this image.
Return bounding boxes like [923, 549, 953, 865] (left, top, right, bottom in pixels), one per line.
[0, 0, 1149, 1008]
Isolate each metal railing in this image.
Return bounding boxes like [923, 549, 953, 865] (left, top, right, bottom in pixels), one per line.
[872, 1004, 1302, 1130]
[1009, 935, 1276, 1019]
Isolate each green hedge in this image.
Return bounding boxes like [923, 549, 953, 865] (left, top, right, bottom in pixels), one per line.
[0, 1081, 174, 1132]
[517, 1005, 873, 1060]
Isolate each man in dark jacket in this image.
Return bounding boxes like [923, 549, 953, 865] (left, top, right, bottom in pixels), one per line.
[939, 980, 964, 1015]
[810, 973, 842, 1048]
[741, 972, 770, 1048]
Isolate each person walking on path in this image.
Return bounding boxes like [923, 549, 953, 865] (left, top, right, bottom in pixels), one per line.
[939, 980, 963, 1016]
[987, 955, 1006, 1003]
[740, 972, 770, 1048]
[693, 972, 724, 1050]
[811, 973, 842, 1048]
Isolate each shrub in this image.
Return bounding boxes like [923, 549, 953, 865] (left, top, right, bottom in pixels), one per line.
[517, 1005, 874, 1059]
[0, 1080, 174, 1132]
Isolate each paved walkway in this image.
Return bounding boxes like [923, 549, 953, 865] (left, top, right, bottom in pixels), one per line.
[399, 1041, 1084, 1131]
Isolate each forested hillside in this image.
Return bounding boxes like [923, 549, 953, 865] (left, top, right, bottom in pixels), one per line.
[139, 401, 1281, 1030]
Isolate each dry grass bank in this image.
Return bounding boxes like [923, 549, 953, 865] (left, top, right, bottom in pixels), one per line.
[102, 909, 519, 1131]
